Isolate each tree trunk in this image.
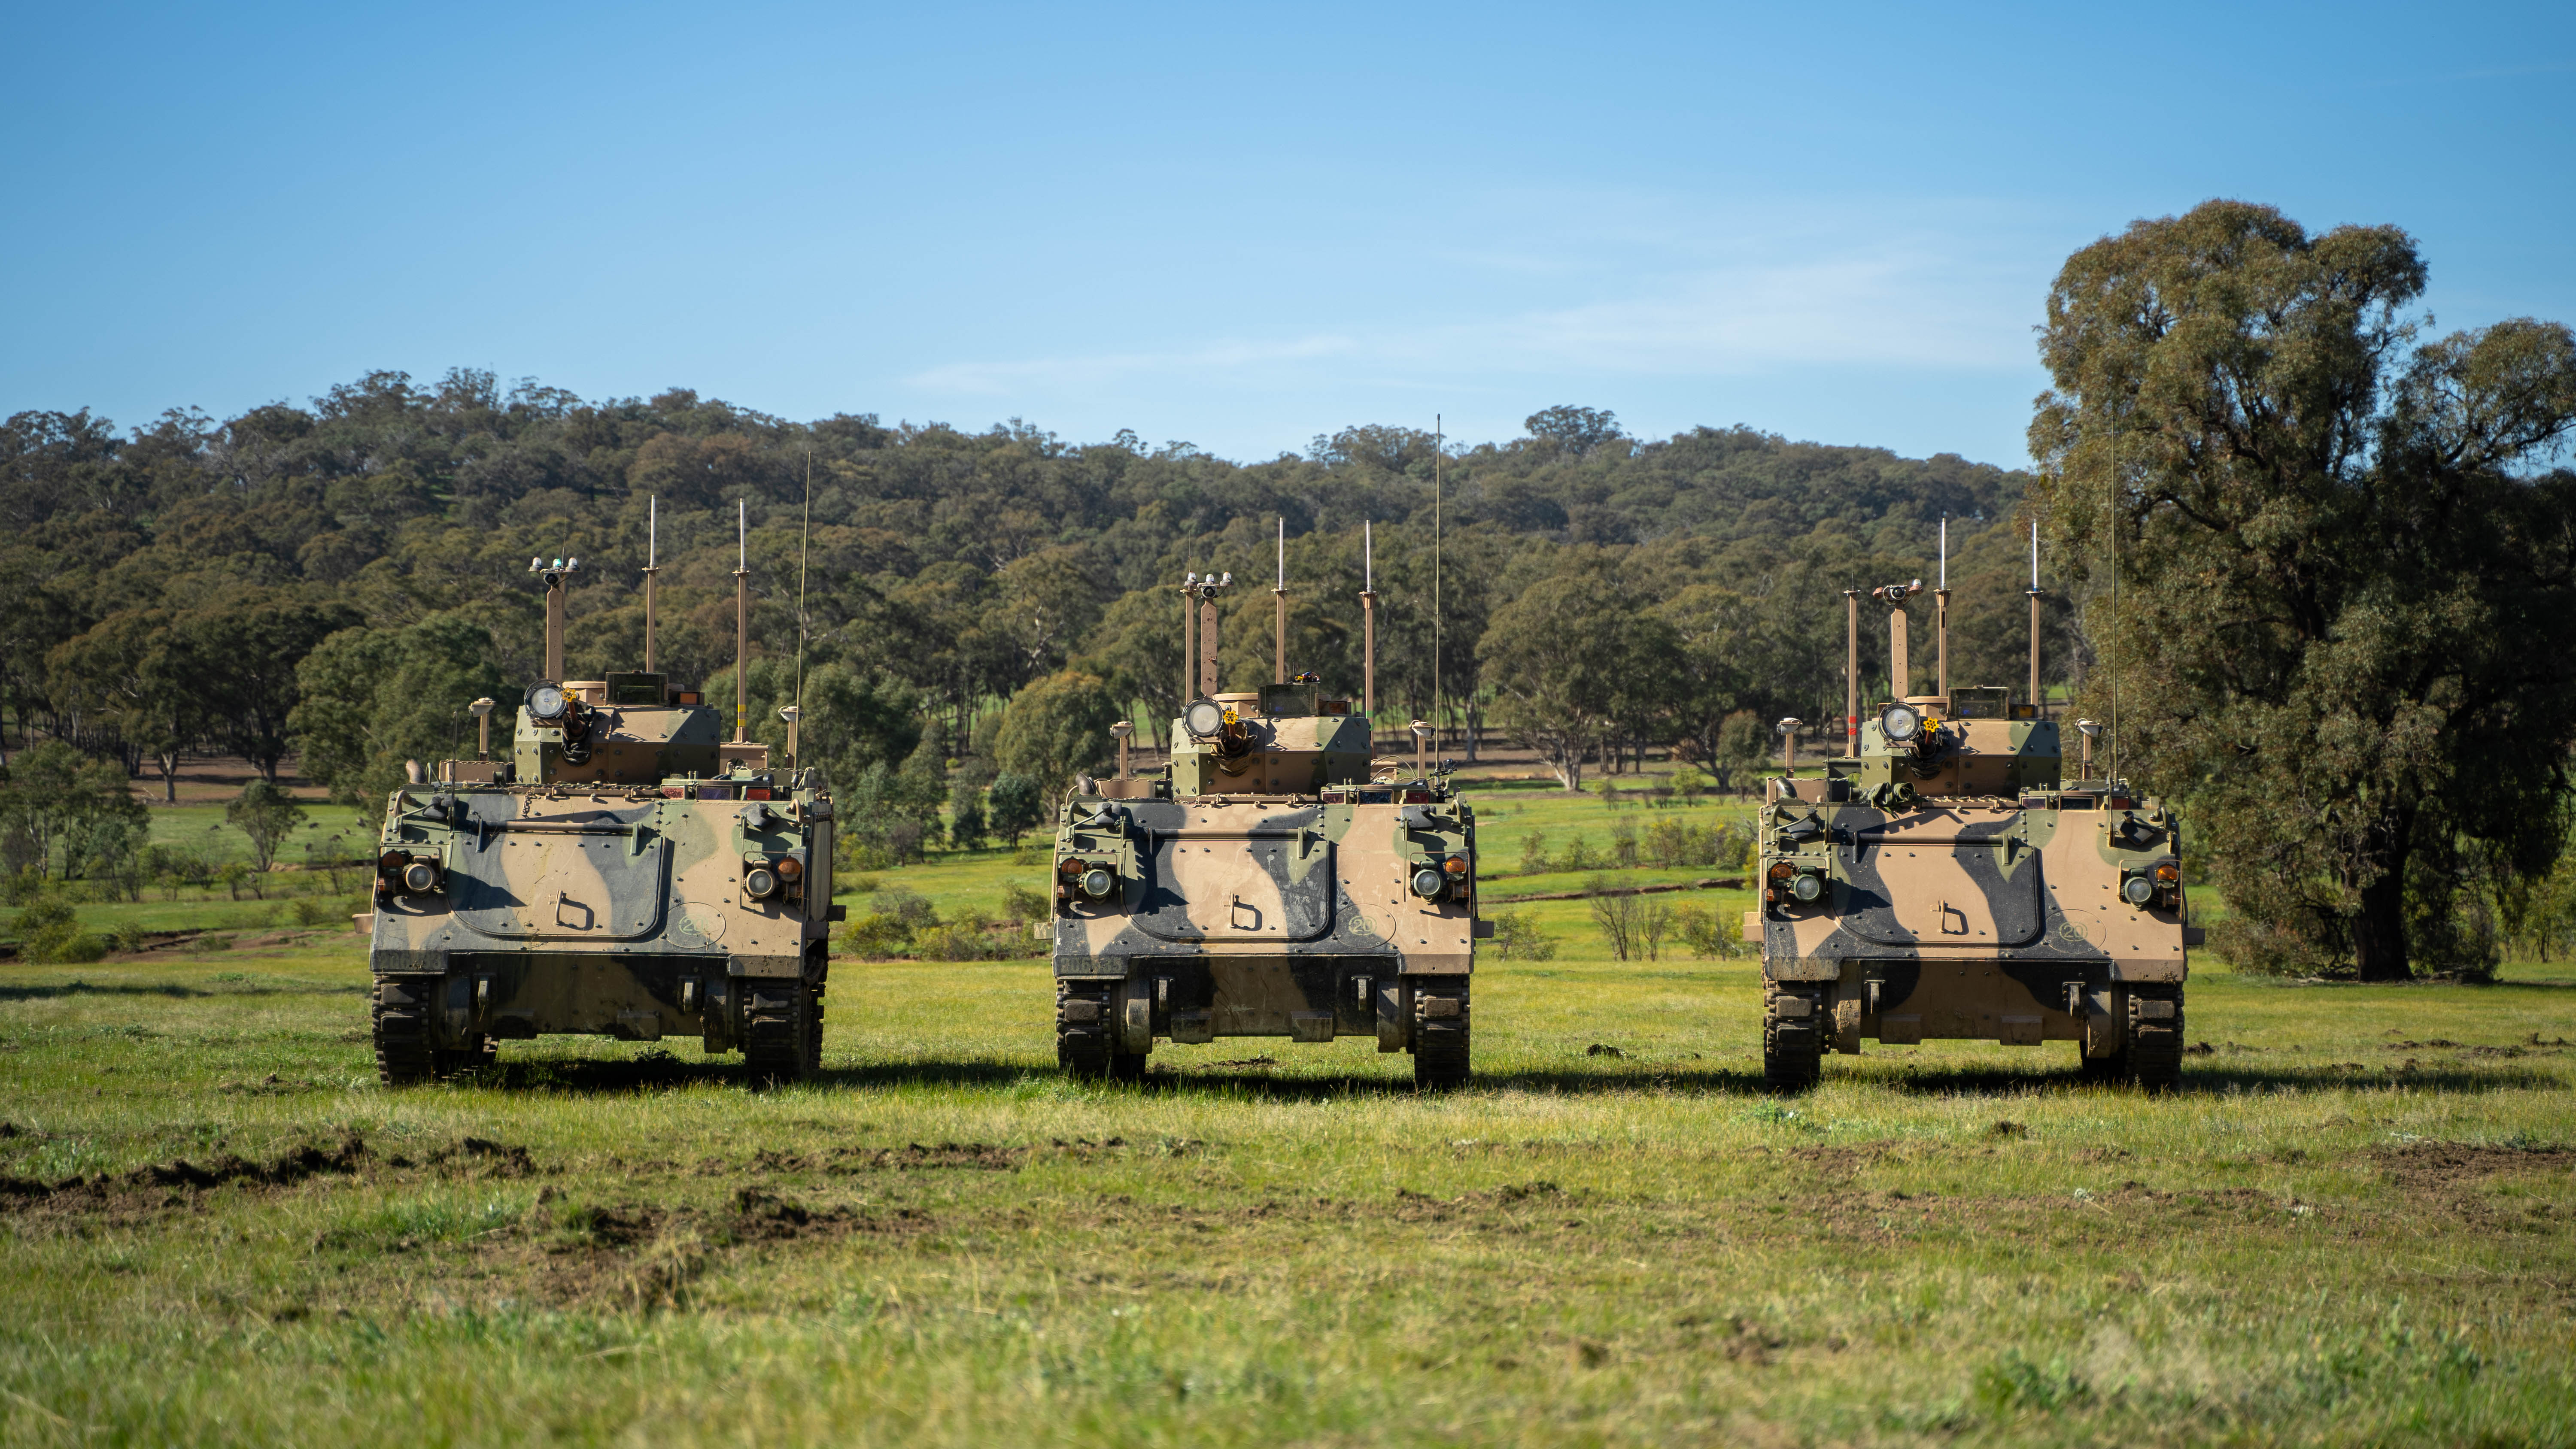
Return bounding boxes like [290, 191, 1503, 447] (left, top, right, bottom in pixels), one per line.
[2352, 866, 2412, 981]
[158, 750, 179, 804]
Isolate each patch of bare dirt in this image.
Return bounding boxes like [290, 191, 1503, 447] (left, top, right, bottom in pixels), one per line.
[2372, 1142, 2573, 1190]
[1, 1133, 370, 1218]
[1389, 1181, 1567, 1221]
[835, 1142, 1027, 1171]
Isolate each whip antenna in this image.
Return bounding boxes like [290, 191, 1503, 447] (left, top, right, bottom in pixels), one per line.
[796, 449, 812, 730]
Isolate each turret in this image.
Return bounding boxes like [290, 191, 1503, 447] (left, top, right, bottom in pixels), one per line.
[438, 518, 772, 789]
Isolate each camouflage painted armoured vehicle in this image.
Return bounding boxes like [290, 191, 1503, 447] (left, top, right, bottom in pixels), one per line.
[1048, 561, 1487, 1087]
[1753, 573, 2197, 1093]
[368, 546, 840, 1085]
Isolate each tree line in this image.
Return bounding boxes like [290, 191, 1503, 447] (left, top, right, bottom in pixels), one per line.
[0, 377, 2045, 852]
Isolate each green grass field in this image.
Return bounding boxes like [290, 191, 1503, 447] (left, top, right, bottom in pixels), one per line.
[3, 778, 2571, 1445]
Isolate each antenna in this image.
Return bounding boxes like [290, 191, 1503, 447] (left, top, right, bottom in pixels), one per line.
[1432, 413, 1443, 756]
[1360, 520, 1379, 727]
[2026, 517, 2044, 718]
[794, 449, 812, 768]
[2108, 399, 2120, 788]
[1935, 515, 1951, 697]
[1273, 515, 1286, 685]
[732, 498, 749, 744]
[642, 495, 660, 676]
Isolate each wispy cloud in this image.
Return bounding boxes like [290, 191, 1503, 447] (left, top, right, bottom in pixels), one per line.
[900, 211, 2044, 405]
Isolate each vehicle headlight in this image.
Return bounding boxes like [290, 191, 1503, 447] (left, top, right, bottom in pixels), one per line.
[1080, 867, 1116, 900]
[744, 866, 780, 899]
[1880, 703, 1922, 743]
[1790, 871, 1826, 903]
[528, 683, 568, 721]
[1411, 867, 1448, 900]
[2121, 874, 2157, 905]
[401, 861, 440, 894]
[1184, 700, 1225, 739]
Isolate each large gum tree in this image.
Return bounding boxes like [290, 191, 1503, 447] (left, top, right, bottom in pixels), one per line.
[2029, 200, 2576, 980]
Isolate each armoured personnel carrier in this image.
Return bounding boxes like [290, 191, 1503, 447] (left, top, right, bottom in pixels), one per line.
[368, 539, 840, 1086]
[1048, 553, 1487, 1088]
[1753, 571, 2197, 1093]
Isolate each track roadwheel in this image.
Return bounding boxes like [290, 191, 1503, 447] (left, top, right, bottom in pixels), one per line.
[1412, 986, 1470, 1090]
[744, 980, 816, 1085]
[1762, 984, 1822, 1094]
[373, 976, 437, 1087]
[1057, 982, 1118, 1079]
[2124, 986, 2184, 1094]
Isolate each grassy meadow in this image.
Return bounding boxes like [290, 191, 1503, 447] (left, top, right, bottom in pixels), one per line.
[3, 772, 2573, 1445]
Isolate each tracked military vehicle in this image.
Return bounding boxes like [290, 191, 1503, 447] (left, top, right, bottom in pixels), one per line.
[1049, 549, 1487, 1088]
[1753, 568, 2197, 1093]
[368, 535, 840, 1086]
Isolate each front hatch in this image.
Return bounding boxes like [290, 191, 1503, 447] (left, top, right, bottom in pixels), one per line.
[1841, 812, 2043, 948]
[451, 799, 671, 941]
[1135, 811, 1335, 943]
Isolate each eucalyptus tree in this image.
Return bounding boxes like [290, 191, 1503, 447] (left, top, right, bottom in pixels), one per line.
[2029, 200, 2576, 979]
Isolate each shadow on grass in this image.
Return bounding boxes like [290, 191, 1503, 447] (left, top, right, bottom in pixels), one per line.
[1836, 1060, 2567, 1097]
[0, 979, 364, 1001]
[428, 1047, 2567, 1100]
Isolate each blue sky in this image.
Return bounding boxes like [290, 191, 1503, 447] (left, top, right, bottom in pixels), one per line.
[3, 1, 2568, 468]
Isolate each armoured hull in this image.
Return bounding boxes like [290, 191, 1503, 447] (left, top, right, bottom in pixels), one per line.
[365, 654, 838, 1084]
[1755, 686, 2193, 1091]
[1049, 684, 1484, 1086]
[368, 777, 835, 1079]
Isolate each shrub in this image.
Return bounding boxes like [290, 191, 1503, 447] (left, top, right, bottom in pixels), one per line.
[105, 922, 155, 955]
[1517, 831, 1549, 876]
[836, 913, 911, 958]
[1610, 820, 1640, 870]
[11, 894, 104, 964]
[999, 882, 1049, 922]
[1486, 909, 1556, 961]
[876, 889, 939, 931]
[841, 873, 880, 895]
[914, 923, 991, 962]
[838, 837, 893, 873]
[1668, 765, 1709, 804]
[1674, 901, 1744, 959]
[289, 897, 336, 928]
[1643, 818, 1749, 871]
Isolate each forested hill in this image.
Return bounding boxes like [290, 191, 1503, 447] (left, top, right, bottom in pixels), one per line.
[0, 370, 2069, 818]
